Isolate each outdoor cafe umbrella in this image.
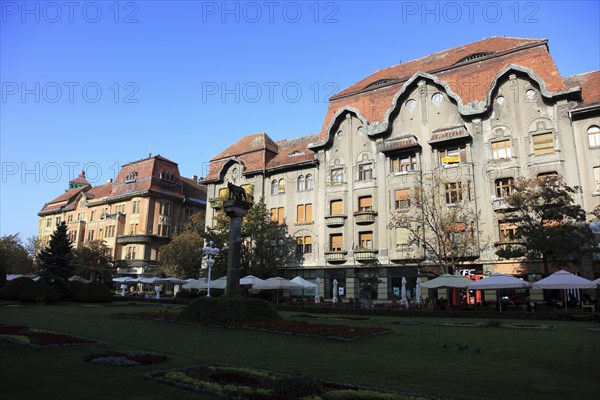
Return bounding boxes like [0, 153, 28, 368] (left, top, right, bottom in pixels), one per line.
[421, 274, 471, 307]
[532, 270, 596, 290]
[253, 277, 303, 304]
[290, 276, 317, 299]
[420, 274, 471, 289]
[240, 275, 265, 286]
[400, 277, 408, 306]
[532, 270, 596, 310]
[415, 278, 422, 305]
[468, 273, 530, 311]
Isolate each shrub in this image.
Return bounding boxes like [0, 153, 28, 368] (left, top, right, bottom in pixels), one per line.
[73, 282, 113, 303]
[68, 280, 85, 298]
[272, 373, 323, 399]
[177, 295, 281, 326]
[0, 277, 35, 300]
[0, 265, 6, 288]
[19, 283, 59, 303]
[175, 288, 203, 300]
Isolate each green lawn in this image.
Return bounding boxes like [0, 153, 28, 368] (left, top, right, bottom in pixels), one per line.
[1, 302, 598, 400]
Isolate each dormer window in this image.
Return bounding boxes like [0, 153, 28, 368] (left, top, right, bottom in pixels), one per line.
[160, 170, 175, 182]
[454, 52, 494, 65]
[125, 172, 138, 183]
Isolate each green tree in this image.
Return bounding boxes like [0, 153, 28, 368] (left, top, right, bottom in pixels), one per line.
[240, 198, 297, 278]
[201, 198, 298, 279]
[37, 223, 74, 297]
[158, 231, 204, 278]
[495, 175, 595, 273]
[72, 240, 113, 283]
[389, 172, 480, 275]
[0, 234, 34, 275]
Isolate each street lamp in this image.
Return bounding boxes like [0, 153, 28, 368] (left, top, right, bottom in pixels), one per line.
[202, 240, 220, 297]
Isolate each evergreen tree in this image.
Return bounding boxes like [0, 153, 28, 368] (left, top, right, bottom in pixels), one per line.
[37, 223, 74, 297]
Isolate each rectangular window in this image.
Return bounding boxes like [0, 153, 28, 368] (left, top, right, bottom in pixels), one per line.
[331, 168, 344, 184]
[499, 222, 518, 242]
[358, 163, 373, 180]
[129, 223, 138, 235]
[132, 200, 140, 214]
[495, 178, 514, 198]
[304, 236, 312, 254]
[87, 230, 94, 241]
[106, 225, 115, 238]
[358, 232, 373, 249]
[46, 218, 51, 228]
[55, 217, 61, 226]
[296, 236, 313, 255]
[394, 189, 411, 209]
[491, 140, 512, 160]
[588, 126, 600, 147]
[330, 200, 343, 215]
[160, 202, 172, 216]
[296, 237, 304, 256]
[296, 203, 313, 223]
[439, 147, 467, 166]
[330, 234, 343, 251]
[391, 155, 418, 173]
[98, 228, 104, 240]
[594, 167, 600, 193]
[218, 188, 229, 198]
[277, 208, 285, 225]
[532, 133, 555, 155]
[358, 196, 373, 212]
[445, 182, 463, 204]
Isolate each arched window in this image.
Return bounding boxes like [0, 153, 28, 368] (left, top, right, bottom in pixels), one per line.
[306, 174, 313, 190]
[297, 175, 305, 191]
[271, 180, 278, 195]
[588, 125, 600, 147]
[278, 179, 286, 194]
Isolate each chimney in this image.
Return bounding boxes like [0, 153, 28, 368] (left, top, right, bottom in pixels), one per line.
[192, 175, 198, 181]
[107, 178, 113, 184]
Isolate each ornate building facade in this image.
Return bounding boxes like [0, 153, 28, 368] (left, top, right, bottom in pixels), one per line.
[203, 37, 600, 301]
[38, 155, 206, 277]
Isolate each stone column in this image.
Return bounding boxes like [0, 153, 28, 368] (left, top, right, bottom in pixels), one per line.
[223, 200, 252, 296]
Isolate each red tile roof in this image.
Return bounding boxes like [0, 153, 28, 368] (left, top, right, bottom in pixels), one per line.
[39, 186, 89, 213]
[564, 71, 600, 110]
[70, 170, 90, 185]
[318, 36, 568, 141]
[267, 134, 320, 170]
[181, 177, 207, 204]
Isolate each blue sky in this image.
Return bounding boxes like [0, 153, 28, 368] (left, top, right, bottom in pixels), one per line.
[1, 0, 599, 240]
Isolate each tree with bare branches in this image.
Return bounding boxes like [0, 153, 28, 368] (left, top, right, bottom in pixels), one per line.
[389, 172, 480, 276]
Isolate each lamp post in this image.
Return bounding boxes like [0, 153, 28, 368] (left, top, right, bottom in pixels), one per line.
[203, 240, 220, 297]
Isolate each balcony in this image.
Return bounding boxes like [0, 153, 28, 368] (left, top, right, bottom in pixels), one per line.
[324, 250, 348, 264]
[353, 210, 377, 225]
[353, 249, 379, 263]
[209, 197, 227, 210]
[116, 234, 170, 245]
[491, 197, 511, 211]
[325, 214, 347, 227]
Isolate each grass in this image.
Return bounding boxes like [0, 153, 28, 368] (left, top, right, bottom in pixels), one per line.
[1, 301, 599, 400]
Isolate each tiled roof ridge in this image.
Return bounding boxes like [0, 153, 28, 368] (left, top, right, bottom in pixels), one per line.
[121, 154, 178, 167]
[210, 132, 279, 161]
[275, 133, 321, 147]
[564, 70, 600, 79]
[332, 36, 547, 100]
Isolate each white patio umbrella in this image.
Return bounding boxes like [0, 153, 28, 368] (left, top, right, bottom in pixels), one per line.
[468, 273, 530, 290]
[420, 274, 471, 289]
[592, 278, 600, 287]
[532, 270, 595, 289]
[332, 279, 338, 303]
[290, 276, 317, 289]
[421, 274, 471, 307]
[6, 274, 25, 281]
[415, 278, 422, 305]
[315, 277, 321, 303]
[112, 277, 135, 283]
[69, 275, 90, 283]
[252, 277, 303, 304]
[468, 273, 530, 311]
[182, 278, 208, 289]
[532, 270, 596, 310]
[400, 277, 408, 306]
[240, 275, 265, 286]
[291, 276, 317, 299]
[209, 276, 227, 290]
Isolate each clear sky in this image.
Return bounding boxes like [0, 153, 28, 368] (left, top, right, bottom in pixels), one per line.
[1, 0, 599, 240]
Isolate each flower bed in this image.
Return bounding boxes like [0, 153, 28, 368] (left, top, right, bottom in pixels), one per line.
[85, 351, 167, 367]
[436, 321, 557, 330]
[146, 364, 428, 400]
[112, 312, 391, 341]
[0, 324, 99, 348]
